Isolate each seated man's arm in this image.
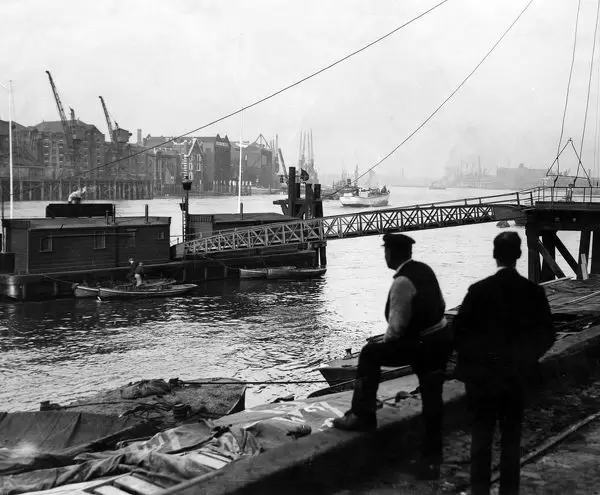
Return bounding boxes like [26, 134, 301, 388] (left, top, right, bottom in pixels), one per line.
[384, 276, 416, 342]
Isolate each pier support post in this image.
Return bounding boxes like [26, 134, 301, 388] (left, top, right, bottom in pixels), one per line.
[578, 231, 591, 279]
[537, 238, 565, 280]
[526, 228, 541, 283]
[540, 232, 558, 282]
[591, 230, 600, 274]
[319, 245, 327, 267]
[554, 233, 580, 277]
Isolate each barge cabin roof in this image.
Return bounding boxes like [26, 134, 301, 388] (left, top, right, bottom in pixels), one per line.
[3, 217, 171, 230]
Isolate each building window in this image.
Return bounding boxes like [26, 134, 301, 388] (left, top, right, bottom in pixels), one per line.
[126, 231, 136, 247]
[157, 230, 166, 240]
[94, 231, 106, 250]
[40, 236, 53, 252]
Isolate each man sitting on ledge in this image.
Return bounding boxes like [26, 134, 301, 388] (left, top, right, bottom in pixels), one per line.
[333, 232, 453, 478]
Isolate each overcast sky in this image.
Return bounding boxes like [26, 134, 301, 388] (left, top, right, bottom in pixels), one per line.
[1, 0, 600, 180]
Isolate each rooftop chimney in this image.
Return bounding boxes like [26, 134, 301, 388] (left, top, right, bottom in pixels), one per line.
[137, 129, 142, 145]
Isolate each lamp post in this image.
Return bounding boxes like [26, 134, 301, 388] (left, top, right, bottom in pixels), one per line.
[181, 176, 192, 244]
[237, 139, 249, 215]
[0, 80, 13, 219]
[237, 111, 250, 215]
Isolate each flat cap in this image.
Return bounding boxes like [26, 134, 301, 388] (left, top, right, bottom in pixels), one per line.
[493, 231, 521, 260]
[382, 233, 415, 249]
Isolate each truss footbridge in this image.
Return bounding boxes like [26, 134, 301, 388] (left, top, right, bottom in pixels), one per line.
[182, 189, 565, 256]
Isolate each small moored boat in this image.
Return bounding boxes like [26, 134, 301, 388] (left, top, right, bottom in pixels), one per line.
[239, 268, 268, 279]
[74, 278, 177, 298]
[239, 266, 327, 280]
[96, 283, 197, 299]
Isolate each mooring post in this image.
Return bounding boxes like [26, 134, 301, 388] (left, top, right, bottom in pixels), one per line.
[319, 244, 327, 267]
[288, 167, 297, 217]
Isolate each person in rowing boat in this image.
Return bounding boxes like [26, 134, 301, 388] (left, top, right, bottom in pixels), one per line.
[126, 257, 136, 285]
[134, 261, 145, 287]
[452, 232, 555, 495]
[333, 232, 453, 480]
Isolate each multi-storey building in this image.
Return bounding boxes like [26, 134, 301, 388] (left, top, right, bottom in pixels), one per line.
[231, 140, 275, 188]
[30, 121, 107, 179]
[196, 134, 231, 190]
[143, 134, 230, 192]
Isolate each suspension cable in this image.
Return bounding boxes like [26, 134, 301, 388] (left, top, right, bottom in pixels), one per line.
[13, 0, 451, 200]
[594, 30, 600, 184]
[578, 0, 600, 169]
[342, 0, 536, 194]
[550, 0, 582, 177]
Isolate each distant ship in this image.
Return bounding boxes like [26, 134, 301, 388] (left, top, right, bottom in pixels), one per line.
[429, 181, 447, 190]
[339, 186, 390, 207]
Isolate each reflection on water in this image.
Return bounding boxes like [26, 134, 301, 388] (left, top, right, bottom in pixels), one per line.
[0, 277, 338, 410]
[0, 189, 584, 411]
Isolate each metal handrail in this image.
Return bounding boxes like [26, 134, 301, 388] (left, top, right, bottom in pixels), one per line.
[180, 186, 600, 255]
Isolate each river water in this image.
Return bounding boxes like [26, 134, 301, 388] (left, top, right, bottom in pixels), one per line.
[0, 186, 580, 410]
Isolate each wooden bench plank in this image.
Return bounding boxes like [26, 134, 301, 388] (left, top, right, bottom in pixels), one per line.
[93, 486, 131, 495]
[114, 475, 163, 495]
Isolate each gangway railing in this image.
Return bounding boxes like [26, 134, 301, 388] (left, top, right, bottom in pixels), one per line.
[180, 186, 600, 255]
[182, 190, 529, 255]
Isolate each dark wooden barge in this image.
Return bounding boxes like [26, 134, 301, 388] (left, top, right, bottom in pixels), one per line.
[0, 201, 321, 301]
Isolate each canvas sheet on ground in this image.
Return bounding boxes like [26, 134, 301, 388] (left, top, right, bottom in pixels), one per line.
[215, 373, 421, 435]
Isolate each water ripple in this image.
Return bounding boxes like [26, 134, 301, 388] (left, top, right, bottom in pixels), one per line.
[1, 192, 585, 410]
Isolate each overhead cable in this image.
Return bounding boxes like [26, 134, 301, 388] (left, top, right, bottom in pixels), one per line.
[350, 0, 536, 188]
[578, 0, 600, 164]
[38, 0, 452, 184]
[550, 0, 582, 179]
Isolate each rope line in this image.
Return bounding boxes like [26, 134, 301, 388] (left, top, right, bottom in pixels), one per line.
[550, 0, 582, 179]
[11, 0, 451, 199]
[578, 0, 600, 166]
[594, 27, 600, 182]
[336, 0, 536, 196]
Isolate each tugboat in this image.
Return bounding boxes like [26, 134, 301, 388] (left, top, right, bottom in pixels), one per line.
[339, 186, 390, 207]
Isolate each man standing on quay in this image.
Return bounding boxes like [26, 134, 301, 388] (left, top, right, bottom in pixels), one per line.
[333, 232, 453, 479]
[453, 232, 555, 495]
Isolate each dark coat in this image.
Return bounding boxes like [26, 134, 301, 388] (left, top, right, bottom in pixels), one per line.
[134, 264, 145, 278]
[453, 268, 555, 390]
[126, 262, 136, 280]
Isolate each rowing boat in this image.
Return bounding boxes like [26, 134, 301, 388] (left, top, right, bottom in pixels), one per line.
[239, 266, 327, 280]
[96, 283, 197, 299]
[74, 278, 177, 298]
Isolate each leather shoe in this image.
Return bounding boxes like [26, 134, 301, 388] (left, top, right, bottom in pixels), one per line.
[332, 411, 376, 431]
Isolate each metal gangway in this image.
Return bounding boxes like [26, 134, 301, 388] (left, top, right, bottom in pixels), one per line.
[180, 186, 600, 256]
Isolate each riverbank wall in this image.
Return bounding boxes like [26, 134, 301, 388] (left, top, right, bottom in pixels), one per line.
[172, 320, 600, 494]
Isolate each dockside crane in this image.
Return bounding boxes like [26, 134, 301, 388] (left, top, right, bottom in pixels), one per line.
[99, 96, 115, 143]
[46, 70, 79, 176]
[99, 95, 131, 144]
[45, 71, 70, 141]
[278, 148, 289, 183]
